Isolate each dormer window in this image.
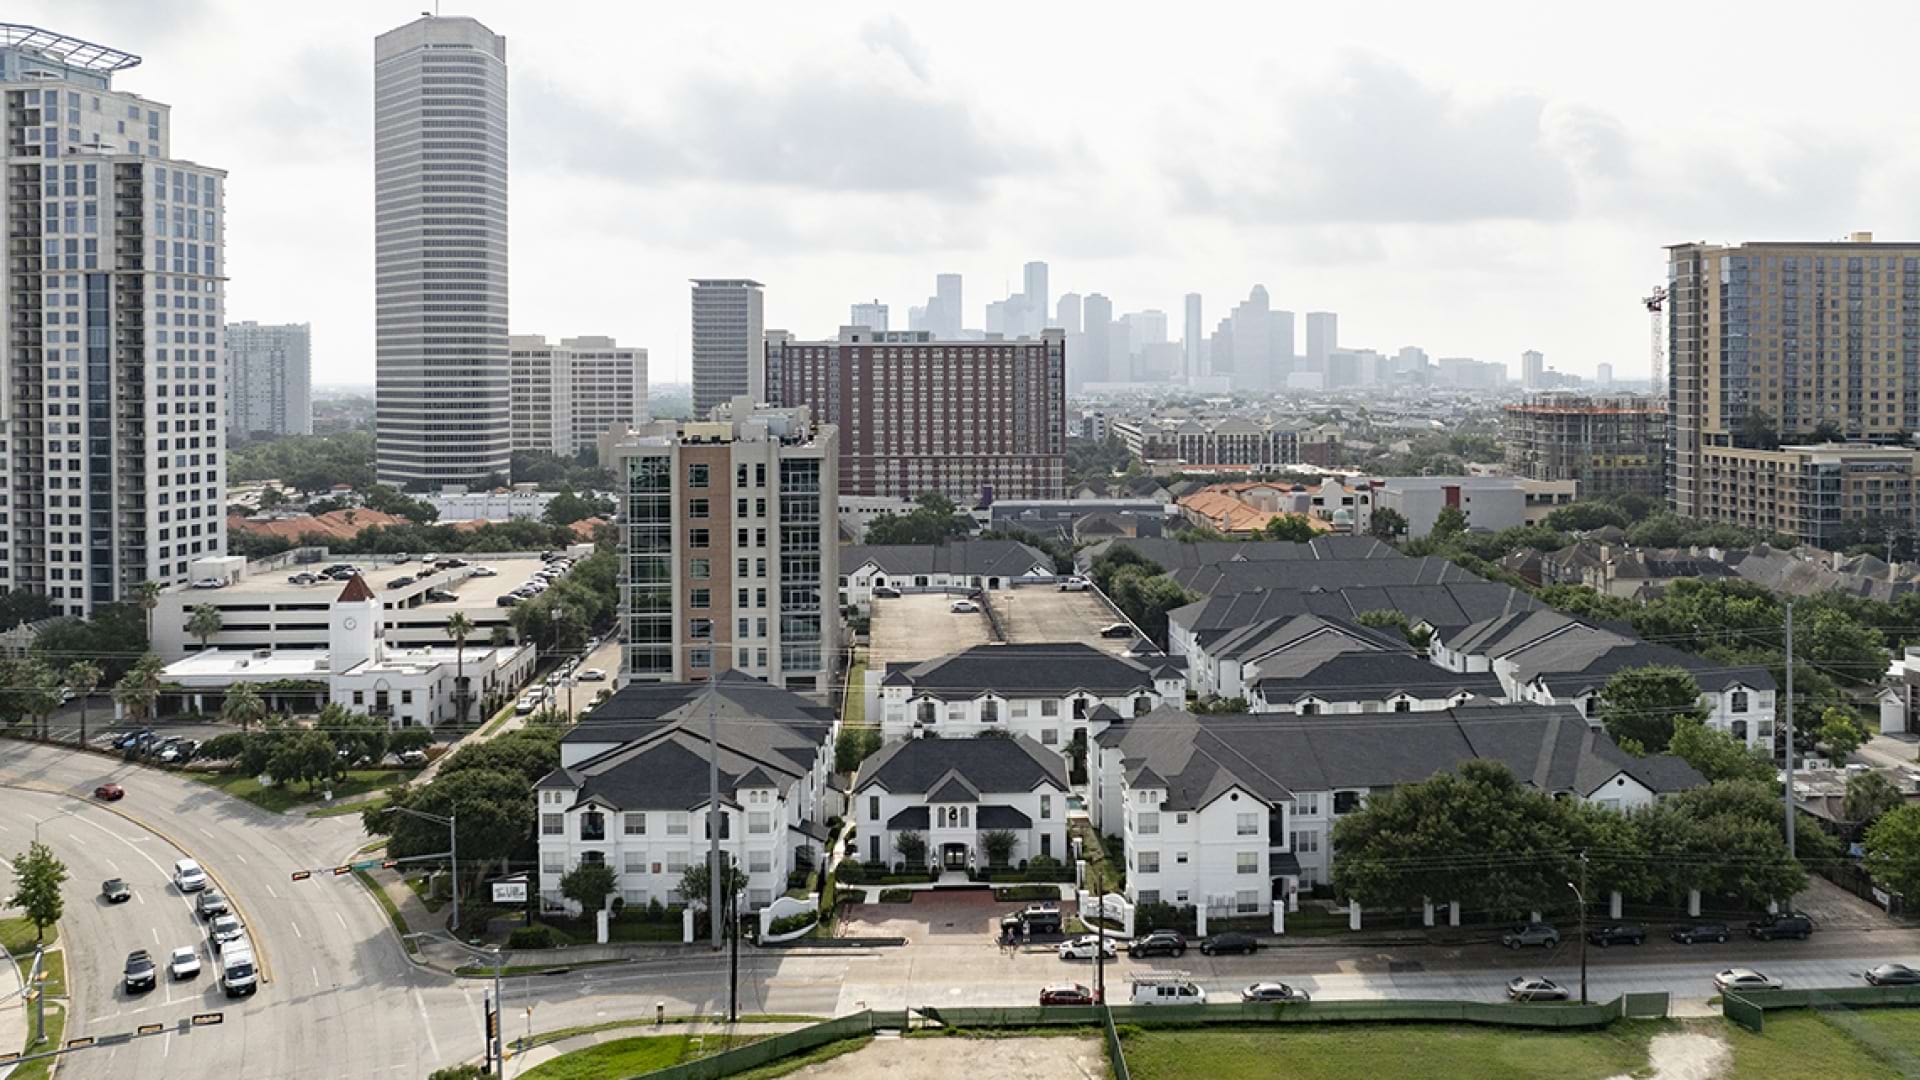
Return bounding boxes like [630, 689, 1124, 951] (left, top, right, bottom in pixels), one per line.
[1730, 690, 1749, 714]
[1298, 700, 1319, 715]
[981, 700, 999, 722]
[917, 701, 936, 723]
[579, 810, 606, 842]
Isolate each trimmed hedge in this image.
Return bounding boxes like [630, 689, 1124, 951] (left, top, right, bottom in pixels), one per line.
[878, 889, 915, 903]
[507, 925, 558, 950]
[768, 911, 819, 936]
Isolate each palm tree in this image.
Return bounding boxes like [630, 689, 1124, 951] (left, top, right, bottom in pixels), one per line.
[112, 654, 164, 724]
[219, 682, 266, 732]
[446, 612, 474, 727]
[186, 604, 222, 652]
[136, 580, 163, 646]
[64, 660, 102, 748]
[490, 623, 513, 648]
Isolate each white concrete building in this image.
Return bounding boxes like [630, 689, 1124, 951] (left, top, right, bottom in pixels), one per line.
[0, 25, 230, 613]
[424, 487, 559, 523]
[839, 540, 1056, 612]
[509, 334, 648, 458]
[374, 15, 510, 488]
[1247, 653, 1507, 714]
[852, 735, 1070, 875]
[226, 321, 312, 438]
[877, 643, 1185, 748]
[536, 675, 837, 913]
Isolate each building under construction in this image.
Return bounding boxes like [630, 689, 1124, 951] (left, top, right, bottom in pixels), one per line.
[1503, 394, 1666, 499]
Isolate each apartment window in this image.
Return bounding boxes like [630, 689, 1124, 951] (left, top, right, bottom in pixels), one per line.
[1040, 699, 1059, 717]
[869, 795, 880, 820]
[1235, 889, 1260, 914]
[541, 851, 563, 875]
[1291, 830, 1320, 854]
[668, 813, 689, 835]
[1175, 851, 1189, 864]
[623, 852, 645, 873]
[688, 528, 710, 548]
[691, 588, 711, 609]
[1333, 791, 1361, 815]
[1293, 793, 1320, 816]
[666, 851, 687, 873]
[1299, 701, 1319, 715]
[1138, 890, 1161, 905]
[1730, 690, 1749, 713]
[749, 812, 771, 834]
[1237, 851, 1260, 875]
[579, 811, 606, 842]
[1137, 850, 1160, 873]
[981, 700, 999, 722]
[689, 498, 710, 519]
[1040, 794, 1052, 820]
[690, 558, 710, 579]
[1137, 811, 1160, 835]
[1236, 813, 1259, 836]
[749, 850, 771, 873]
[689, 649, 712, 669]
[624, 813, 646, 836]
[690, 618, 713, 640]
[541, 813, 563, 836]
[688, 463, 709, 487]
[1040, 728, 1058, 745]
[1393, 698, 1412, 713]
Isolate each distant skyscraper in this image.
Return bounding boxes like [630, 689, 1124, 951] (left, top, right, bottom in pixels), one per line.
[227, 322, 313, 438]
[850, 299, 889, 332]
[1126, 310, 1168, 354]
[1183, 293, 1204, 380]
[1056, 293, 1083, 335]
[691, 279, 766, 418]
[1023, 261, 1049, 334]
[509, 334, 647, 456]
[375, 15, 510, 488]
[1305, 312, 1338, 372]
[1231, 286, 1272, 391]
[1269, 310, 1296, 386]
[1597, 362, 1615, 387]
[1, 24, 230, 611]
[1521, 349, 1545, 390]
[1083, 294, 1114, 387]
[934, 273, 963, 338]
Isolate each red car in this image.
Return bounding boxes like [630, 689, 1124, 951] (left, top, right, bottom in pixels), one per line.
[1039, 983, 1100, 1006]
[93, 783, 124, 801]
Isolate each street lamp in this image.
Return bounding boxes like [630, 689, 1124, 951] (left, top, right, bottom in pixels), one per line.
[32, 808, 78, 844]
[1565, 878, 1588, 1005]
[438, 935, 506, 1078]
[381, 804, 460, 932]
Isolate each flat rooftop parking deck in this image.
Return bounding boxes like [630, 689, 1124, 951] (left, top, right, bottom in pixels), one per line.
[867, 593, 995, 669]
[993, 585, 1133, 655]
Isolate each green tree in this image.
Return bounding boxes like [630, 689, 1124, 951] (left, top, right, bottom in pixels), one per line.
[1430, 505, 1469, 539]
[389, 727, 435, 757]
[560, 859, 618, 914]
[834, 725, 882, 774]
[111, 653, 165, 724]
[1368, 507, 1408, 540]
[894, 829, 928, 869]
[136, 579, 164, 646]
[317, 702, 388, 762]
[7, 841, 67, 941]
[197, 732, 249, 766]
[64, 660, 102, 748]
[434, 726, 562, 786]
[677, 855, 748, 912]
[367, 767, 537, 898]
[1595, 666, 1706, 754]
[427, 1066, 489, 1080]
[1088, 545, 1161, 595]
[1845, 771, 1905, 830]
[1261, 514, 1318, 542]
[981, 829, 1017, 868]
[1544, 503, 1631, 533]
[1866, 804, 1920, 901]
[542, 489, 610, 527]
[186, 603, 223, 651]
[1817, 706, 1871, 761]
[863, 492, 972, 546]
[1668, 779, 1809, 902]
[268, 728, 340, 790]
[1666, 717, 1773, 783]
[14, 659, 62, 741]
[446, 611, 476, 727]
[220, 683, 267, 732]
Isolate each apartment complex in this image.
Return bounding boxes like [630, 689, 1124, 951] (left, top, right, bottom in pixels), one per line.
[1669, 233, 1920, 533]
[1112, 416, 1301, 468]
[611, 400, 837, 692]
[226, 321, 311, 438]
[508, 334, 647, 457]
[1502, 394, 1665, 498]
[373, 16, 510, 487]
[769, 327, 1066, 502]
[690, 279, 764, 419]
[1, 26, 229, 613]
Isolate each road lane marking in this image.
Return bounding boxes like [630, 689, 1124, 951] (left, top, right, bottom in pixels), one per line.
[266, 883, 278, 899]
[312, 965, 320, 987]
[336, 911, 348, 930]
[290, 920, 303, 940]
[411, 988, 441, 1061]
[233, 852, 248, 866]
[151, 927, 159, 944]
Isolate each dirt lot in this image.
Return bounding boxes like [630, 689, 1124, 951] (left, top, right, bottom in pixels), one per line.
[868, 594, 995, 669]
[992, 586, 1133, 654]
[787, 1033, 1107, 1079]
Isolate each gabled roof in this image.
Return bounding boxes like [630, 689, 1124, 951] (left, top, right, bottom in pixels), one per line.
[336, 574, 376, 603]
[926, 772, 980, 803]
[885, 643, 1163, 697]
[844, 540, 1053, 578]
[853, 734, 1069, 796]
[1207, 613, 1401, 667]
[540, 729, 808, 812]
[1078, 536, 1402, 572]
[561, 670, 834, 755]
[1169, 556, 1480, 598]
[1518, 638, 1777, 694]
[1171, 580, 1540, 643]
[1251, 653, 1506, 704]
[1445, 609, 1588, 658]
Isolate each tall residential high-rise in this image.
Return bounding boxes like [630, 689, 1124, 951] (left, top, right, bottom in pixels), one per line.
[1667, 233, 1920, 540]
[0, 25, 228, 613]
[1305, 312, 1338, 371]
[1520, 350, 1545, 390]
[690, 279, 765, 418]
[1023, 261, 1049, 334]
[612, 400, 837, 692]
[1082, 294, 1114, 388]
[1056, 293, 1082, 335]
[1183, 293, 1204, 380]
[850, 299, 888, 332]
[1504, 394, 1666, 499]
[1596, 362, 1615, 387]
[374, 16, 510, 488]
[770, 328, 1066, 501]
[509, 334, 647, 457]
[227, 322, 313, 438]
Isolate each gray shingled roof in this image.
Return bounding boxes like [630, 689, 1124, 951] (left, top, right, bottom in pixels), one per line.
[1170, 555, 1476, 597]
[1207, 614, 1403, 666]
[883, 643, 1165, 696]
[854, 735, 1069, 796]
[1515, 637, 1778, 694]
[561, 670, 834, 751]
[843, 540, 1053, 579]
[977, 805, 1033, 829]
[1171, 581, 1541, 643]
[1252, 653, 1507, 704]
[539, 728, 809, 812]
[1076, 535, 1402, 574]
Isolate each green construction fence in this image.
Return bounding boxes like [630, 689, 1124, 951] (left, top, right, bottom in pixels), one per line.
[1722, 985, 1920, 1033]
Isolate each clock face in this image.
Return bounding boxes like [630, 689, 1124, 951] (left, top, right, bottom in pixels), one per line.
[343, 617, 357, 630]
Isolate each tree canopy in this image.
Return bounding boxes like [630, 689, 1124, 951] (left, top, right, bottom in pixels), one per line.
[1866, 804, 1920, 902]
[863, 493, 973, 546]
[7, 841, 66, 941]
[1596, 666, 1707, 754]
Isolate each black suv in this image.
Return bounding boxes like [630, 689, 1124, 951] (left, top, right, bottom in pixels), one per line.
[1200, 931, 1258, 956]
[1586, 924, 1646, 947]
[124, 949, 156, 993]
[1130, 930, 1188, 958]
[1670, 921, 1730, 945]
[1748, 913, 1815, 941]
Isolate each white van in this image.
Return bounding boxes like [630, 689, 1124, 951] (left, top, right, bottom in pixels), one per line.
[219, 945, 257, 998]
[1130, 976, 1206, 1006]
[173, 858, 208, 893]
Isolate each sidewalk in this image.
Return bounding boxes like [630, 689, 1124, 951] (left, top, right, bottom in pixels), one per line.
[504, 1019, 815, 1075]
[0, 939, 24, 1080]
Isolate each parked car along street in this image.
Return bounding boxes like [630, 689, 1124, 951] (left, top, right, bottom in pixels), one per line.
[1671, 921, 1730, 945]
[1129, 930, 1187, 958]
[1502, 922, 1560, 949]
[1199, 932, 1257, 956]
[1748, 913, 1814, 941]
[1056, 935, 1118, 961]
[1586, 924, 1646, 947]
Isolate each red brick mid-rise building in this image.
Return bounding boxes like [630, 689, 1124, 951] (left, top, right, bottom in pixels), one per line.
[770, 328, 1066, 501]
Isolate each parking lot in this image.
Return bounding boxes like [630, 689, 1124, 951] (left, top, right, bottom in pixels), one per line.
[992, 585, 1134, 655]
[867, 593, 995, 669]
[841, 890, 1051, 945]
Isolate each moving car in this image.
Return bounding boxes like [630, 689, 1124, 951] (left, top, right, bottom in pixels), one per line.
[1502, 922, 1561, 950]
[1099, 623, 1134, 639]
[124, 949, 157, 993]
[101, 878, 131, 904]
[470, 566, 498, 578]
[1670, 921, 1730, 945]
[1038, 983, 1100, 1006]
[1748, 913, 1814, 941]
[1714, 968, 1784, 992]
[1058, 577, 1091, 592]
[1200, 932, 1258, 956]
[221, 946, 258, 998]
[1057, 935, 1118, 961]
[1865, 963, 1920, 986]
[1506, 976, 1569, 1002]
[173, 858, 208, 893]
[169, 946, 201, 980]
[1586, 923, 1646, 947]
[1241, 982, 1310, 1003]
[949, 599, 981, 614]
[578, 668, 607, 682]
[1130, 976, 1206, 1005]
[208, 914, 246, 951]
[1130, 930, 1188, 958]
[93, 783, 125, 801]
[197, 890, 230, 920]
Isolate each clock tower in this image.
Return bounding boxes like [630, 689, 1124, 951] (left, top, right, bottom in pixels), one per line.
[329, 573, 381, 672]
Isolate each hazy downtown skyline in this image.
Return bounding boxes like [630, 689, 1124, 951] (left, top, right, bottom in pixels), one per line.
[24, 0, 1920, 386]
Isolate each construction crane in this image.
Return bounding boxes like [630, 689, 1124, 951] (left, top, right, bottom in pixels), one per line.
[1642, 286, 1667, 392]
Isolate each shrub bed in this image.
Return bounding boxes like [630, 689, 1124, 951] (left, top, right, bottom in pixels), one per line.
[878, 889, 916, 903]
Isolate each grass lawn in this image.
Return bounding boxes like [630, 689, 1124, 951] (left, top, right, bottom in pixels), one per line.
[1725, 1011, 1908, 1079]
[307, 795, 390, 819]
[192, 768, 417, 814]
[1121, 1023, 1662, 1080]
[1840, 1009, 1920, 1066]
[405, 875, 449, 914]
[731, 1035, 872, 1079]
[11, 1002, 63, 1080]
[510, 1016, 823, 1052]
[0, 916, 56, 958]
[34, 950, 64, 999]
[478, 700, 519, 738]
[842, 651, 866, 726]
[533, 916, 684, 945]
[519, 1031, 761, 1080]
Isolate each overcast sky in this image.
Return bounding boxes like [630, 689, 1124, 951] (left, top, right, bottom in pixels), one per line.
[24, 0, 1920, 385]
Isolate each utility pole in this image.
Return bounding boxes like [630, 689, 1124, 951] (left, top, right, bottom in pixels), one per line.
[31, 947, 45, 1044]
[1784, 600, 1796, 859]
[1093, 867, 1106, 1005]
[707, 688, 723, 950]
[727, 879, 740, 1023]
[492, 949, 505, 1079]
[1572, 853, 1589, 1005]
